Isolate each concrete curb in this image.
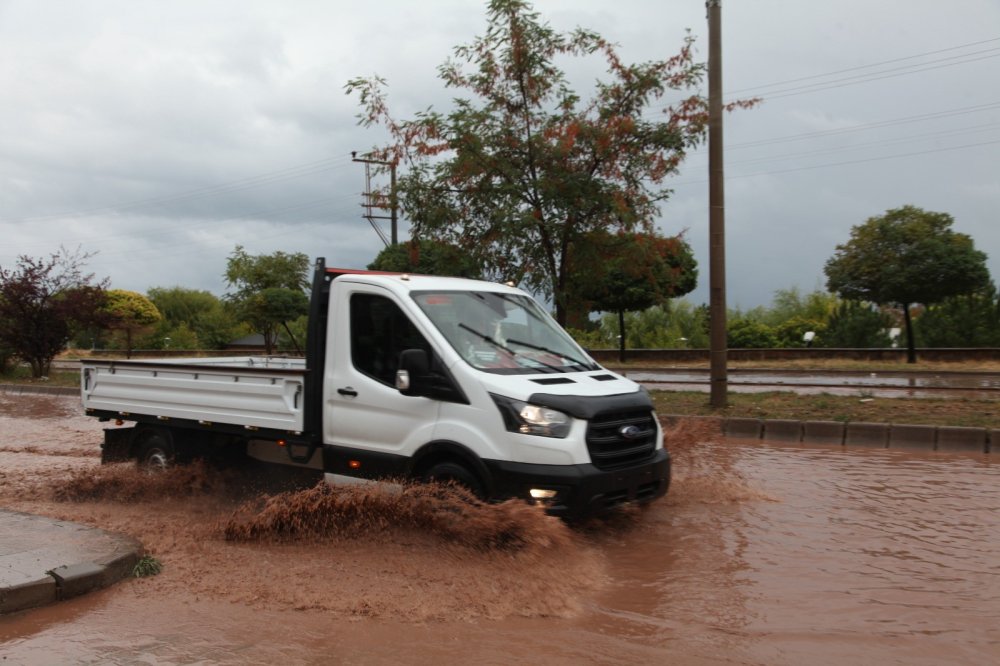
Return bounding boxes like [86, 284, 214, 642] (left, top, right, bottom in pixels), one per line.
[0, 511, 143, 616]
[665, 414, 994, 453]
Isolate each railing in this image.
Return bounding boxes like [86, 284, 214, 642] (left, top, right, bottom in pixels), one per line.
[585, 347, 1000, 364]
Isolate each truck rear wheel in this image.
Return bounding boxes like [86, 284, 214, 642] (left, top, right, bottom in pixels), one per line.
[421, 461, 486, 500]
[137, 430, 175, 472]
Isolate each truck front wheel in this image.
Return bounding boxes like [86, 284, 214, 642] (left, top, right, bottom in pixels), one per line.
[137, 430, 175, 472]
[421, 461, 486, 500]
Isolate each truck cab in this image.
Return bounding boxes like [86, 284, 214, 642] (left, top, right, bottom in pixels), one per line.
[311, 265, 670, 518]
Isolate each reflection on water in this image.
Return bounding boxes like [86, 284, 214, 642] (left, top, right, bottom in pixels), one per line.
[1, 401, 999, 664]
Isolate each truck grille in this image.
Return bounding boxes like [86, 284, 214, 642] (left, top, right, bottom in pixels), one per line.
[586, 409, 658, 470]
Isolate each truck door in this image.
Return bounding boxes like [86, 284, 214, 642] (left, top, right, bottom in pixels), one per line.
[325, 287, 441, 464]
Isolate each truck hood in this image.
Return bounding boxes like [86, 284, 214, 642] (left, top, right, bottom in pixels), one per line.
[476, 368, 649, 413]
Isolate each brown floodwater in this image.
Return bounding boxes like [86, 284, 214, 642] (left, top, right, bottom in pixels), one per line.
[1, 393, 998, 664]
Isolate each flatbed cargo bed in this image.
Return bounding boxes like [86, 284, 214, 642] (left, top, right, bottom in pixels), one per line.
[81, 356, 308, 433]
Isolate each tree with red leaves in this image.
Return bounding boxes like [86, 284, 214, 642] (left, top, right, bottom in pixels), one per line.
[0, 247, 108, 377]
[574, 230, 697, 361]
[347, 0, 753, 325]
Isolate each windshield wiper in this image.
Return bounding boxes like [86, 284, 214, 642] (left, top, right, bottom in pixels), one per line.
[505, 337, 597, 370]
[457, 324, 565, 373]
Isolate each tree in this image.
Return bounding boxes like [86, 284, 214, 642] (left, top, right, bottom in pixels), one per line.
[0, 248, 107, 377]
[576, 231, 697, 361]
[224, 246, 311, 354]
[367, 239, 482, 277]
[101, 290, 162, 358]
[818, 301, 892, 348]
[762, 287, 837, 328]
[914, 282, 1000, 347]
[824, 205, 990, 363]
[774, 316, 826, 348]
[224, 246, 310, 295]
[146, 286, 243, 350]
[347, 0, 753, 325]
[242, 288, 309, 354]
[579, 300, 709, 350]
[727, 318, 777, 349]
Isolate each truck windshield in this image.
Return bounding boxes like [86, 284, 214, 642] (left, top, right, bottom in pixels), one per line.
[411, 290, 599, 374]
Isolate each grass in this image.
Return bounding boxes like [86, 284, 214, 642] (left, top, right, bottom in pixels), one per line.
[0, 367, 78, 388]
[650, 390, 998, 429]
[132, 555, 163, 578]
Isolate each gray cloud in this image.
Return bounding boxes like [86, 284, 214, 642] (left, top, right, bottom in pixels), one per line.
[1, 0, 997, 309]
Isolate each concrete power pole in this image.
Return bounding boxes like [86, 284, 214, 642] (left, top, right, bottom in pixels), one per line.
[351, 152, 398, 246]
[707, 0, 729, 408]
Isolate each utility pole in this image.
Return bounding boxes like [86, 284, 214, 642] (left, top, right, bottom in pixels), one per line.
[707, 0, 728, 408]
[351, 152, 398, 246]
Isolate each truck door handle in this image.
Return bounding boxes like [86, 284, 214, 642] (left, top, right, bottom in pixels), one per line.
[337, 387, 358, 397]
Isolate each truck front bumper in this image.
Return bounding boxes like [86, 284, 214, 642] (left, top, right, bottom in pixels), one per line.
[482, 448, 670, 520]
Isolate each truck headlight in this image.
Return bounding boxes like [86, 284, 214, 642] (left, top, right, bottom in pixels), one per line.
[491, 394, 571, 438]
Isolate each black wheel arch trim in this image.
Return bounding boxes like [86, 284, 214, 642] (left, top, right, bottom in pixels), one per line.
[322, 440, 495, 496]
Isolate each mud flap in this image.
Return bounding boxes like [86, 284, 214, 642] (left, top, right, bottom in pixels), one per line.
[101, 427, 134, 464]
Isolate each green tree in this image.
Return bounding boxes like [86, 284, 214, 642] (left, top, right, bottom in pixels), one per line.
[727, 318, 778, 349]
[576, 231, 697, 361]
[818, 301, 892, 348]
[762, 287, 838, 328]
[146, 286, 242, 350]
[590, 300, 709, 349]
[101, 289, 162, 358]
[347, 0, 753, 325]
[0, 248, 107, 377]
[224, 246, 310, 354]
[914, 283, 1000, 347]
[774, 316, 826, 348]
[147, 286, 220, 325]
[825, 205, 990, 363]
[367, 239, 482, 277]
[242, 288, 309, 354]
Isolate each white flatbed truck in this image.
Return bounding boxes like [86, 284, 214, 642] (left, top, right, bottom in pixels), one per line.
[82, 259, 670, 519]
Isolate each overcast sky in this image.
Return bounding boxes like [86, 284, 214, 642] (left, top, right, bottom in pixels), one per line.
[1, 0, 997, 309]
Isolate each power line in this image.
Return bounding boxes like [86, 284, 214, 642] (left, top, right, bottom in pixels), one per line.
[684, 121, 1000, 168]
[670, 138, 1000, 187]
[722, 102, 1000, 151]
[728, 37, 1000, 96]
[740, 50, 1000, 102]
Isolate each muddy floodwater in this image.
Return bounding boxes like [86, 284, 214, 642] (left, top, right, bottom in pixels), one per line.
[1, 393, 998, 665]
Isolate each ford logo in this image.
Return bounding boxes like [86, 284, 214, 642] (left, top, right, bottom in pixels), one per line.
[619, 425, 644, 440]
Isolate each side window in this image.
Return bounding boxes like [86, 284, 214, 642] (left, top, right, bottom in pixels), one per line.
[350, 293, 432, 386]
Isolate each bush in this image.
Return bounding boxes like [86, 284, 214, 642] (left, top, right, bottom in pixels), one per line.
[727, 318, 778, 348]
[819, 301, 892, 347]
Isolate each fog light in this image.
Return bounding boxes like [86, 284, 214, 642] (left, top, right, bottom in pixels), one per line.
[529, 488, 558, 500]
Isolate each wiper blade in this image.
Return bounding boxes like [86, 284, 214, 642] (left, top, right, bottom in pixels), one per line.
[505, 337, 597, 370]
[457, 324, 565, 373]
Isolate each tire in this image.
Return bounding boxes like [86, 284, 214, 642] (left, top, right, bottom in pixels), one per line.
[136, 430, 175, 472]
[421, 460, 486, 499]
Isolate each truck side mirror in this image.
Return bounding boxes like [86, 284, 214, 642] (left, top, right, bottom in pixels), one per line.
[396, 348, 430, 396]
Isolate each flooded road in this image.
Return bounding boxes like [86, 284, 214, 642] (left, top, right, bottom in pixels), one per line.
[1, 394, 999, 664]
